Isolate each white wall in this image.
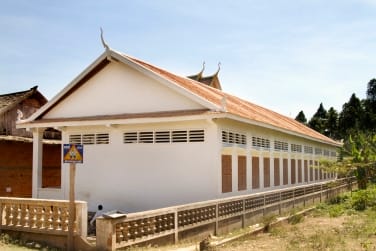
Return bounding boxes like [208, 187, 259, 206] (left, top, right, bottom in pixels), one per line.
[61, 120, 219, 213]
[44, 62, 204, 119]
[216, 118, 338, 196]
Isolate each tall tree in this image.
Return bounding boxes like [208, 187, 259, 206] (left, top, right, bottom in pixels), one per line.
[308, 103, 327, 135]
[364, 79, 376, 132]
[326, 107, 339, 139]
[338, 94, 364, 138]
[295, 111, 307, 124]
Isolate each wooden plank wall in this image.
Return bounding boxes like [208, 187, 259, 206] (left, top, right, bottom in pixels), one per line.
[0, 141, 61, 197]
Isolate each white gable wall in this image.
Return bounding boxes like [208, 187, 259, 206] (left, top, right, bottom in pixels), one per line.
[61, 119, 220, 213]
[44, 62, 205, 119]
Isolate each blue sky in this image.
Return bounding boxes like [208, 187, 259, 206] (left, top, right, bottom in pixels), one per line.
[1, 0, 375, 119]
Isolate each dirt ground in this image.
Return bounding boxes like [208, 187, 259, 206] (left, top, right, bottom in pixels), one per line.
[216, 213, 376, 251]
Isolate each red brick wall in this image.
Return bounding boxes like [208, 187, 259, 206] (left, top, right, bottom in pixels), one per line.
[0, 141, 61, 197]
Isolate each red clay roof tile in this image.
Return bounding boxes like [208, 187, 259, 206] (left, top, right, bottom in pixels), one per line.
[124, 54, 339, 146]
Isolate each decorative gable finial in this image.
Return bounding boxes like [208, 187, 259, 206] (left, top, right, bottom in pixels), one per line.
[100, 27, 110, 51]
[215, 62, 221, 75]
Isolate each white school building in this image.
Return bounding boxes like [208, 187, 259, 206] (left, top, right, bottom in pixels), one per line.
[18, 46, 341, 213]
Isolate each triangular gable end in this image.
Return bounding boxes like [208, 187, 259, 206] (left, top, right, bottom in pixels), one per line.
[43, 61, 208, 120]
[26, 50, 220, 122]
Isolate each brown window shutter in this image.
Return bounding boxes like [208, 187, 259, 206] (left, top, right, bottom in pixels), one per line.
[291, 159, 296, 184]
[274, 158, 280, 186]
[222, 155, 232, 193]
[238, 156, 247, 191]
[263, 157, 270, 188]
[283, 158, 288, 185]
[252, 157, 260, 189]
[298, 159, 302, 183]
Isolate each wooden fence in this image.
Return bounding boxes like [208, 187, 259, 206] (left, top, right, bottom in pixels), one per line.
[96, 178, 356, 250]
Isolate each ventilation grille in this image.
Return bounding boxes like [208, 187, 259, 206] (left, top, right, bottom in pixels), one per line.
[252, 136, 270, 149]
[274, 140, 288, 151]
[222, 130, 247, 145]
[69, 133, 110, 145]
[315, 148, 323, 155]
[304, 146, 313, 154]
[123, 129, 204, 144]
[291, 144, 302, 153]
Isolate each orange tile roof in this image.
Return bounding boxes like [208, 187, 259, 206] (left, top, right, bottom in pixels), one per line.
[124, 53, 339, 146]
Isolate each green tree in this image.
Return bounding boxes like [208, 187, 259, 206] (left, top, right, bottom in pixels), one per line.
[364, 79, 376, 132]
[295, 110, 307, 124]
[308, 103, 327, 135]
[340, 133, 376, 189]
[338, 94, 364, 138]
[326, 107, 339, 139]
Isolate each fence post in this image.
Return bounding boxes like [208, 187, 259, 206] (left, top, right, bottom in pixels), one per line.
[263, 195, 266, 216]
[278, 192, 282, 215]
[320, 184, 323, 202]
[96, 217, 116, 251]
[0, 199, 3, 227]
[303, 187, 306, 207]
[174, 209, 179, 244]
[292, 189, 295, 209]
[75, 202, 88, 238]
[242, 198, 245, 228]
[215, 203, 219, 236]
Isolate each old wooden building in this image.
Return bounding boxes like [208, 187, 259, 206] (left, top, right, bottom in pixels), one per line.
[0, 86, 61, 197]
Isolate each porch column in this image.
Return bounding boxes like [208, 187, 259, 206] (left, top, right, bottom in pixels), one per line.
[32, 128, 44, 198]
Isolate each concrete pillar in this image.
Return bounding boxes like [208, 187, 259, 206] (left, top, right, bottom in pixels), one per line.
[32, 128, 44, 198]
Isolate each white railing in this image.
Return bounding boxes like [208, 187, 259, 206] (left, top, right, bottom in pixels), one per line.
[0, 197, 87, 237]
[96, 177, 356, 250]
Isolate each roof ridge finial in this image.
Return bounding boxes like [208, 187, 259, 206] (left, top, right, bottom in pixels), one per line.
[201, 61, 206, 73]
[100, 27, 110, 51]
[215, 62, 221, 75]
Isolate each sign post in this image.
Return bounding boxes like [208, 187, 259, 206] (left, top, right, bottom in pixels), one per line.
[63, 144, 83, 251]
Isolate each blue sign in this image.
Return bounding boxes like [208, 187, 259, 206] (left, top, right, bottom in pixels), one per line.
[63, 144, 84, 163]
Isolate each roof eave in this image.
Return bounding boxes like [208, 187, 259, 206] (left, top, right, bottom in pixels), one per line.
[24, 51, 110, 123]
[217, 113, 342, 147]
[16, 112, 218, 129]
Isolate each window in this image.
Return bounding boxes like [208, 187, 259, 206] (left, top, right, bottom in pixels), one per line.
[274, 140, 288, 151]
[96, 133, 109, 144]
[155, 131, 170, 143]
[172, 130, 187, 142]
[264, 157, 270, 188]
[189, 130, 205, 142]
[69, 133, 109, 145]
[139, 132, 154, 143]
[252, 157, 260, 189]
[291, 144, 302, 153]
[291, 159, 296, 184]
[222, 130, 246, 146]
[274, 158, 280, 186]
[82, 134, 95, 145]
[315, 148, 323, 155]
[238, 156, 246, 191]
[252, 136, 270, 149]
[222, 155, 232, 193]
[123, 132, 138, 143]
[304, 146, 313, 154]
[283, 159, 288, 185]
[123, 129, 205, 144]
[69, 134, 81, 144]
